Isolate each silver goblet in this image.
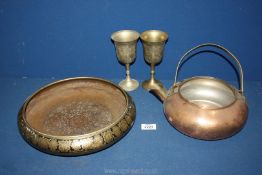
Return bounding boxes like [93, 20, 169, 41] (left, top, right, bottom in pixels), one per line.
[140, 30, 168, 91]
[111, 30, 140, 91]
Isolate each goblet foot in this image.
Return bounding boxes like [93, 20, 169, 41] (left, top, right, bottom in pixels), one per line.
[142, 78, 165, 91]
[119, 78, 139, 91]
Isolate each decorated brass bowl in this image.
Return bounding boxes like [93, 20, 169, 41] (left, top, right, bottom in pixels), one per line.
[18, 77, 136, 156]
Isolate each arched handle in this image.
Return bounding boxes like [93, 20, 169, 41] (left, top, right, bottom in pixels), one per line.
[174, 43, 244, 93]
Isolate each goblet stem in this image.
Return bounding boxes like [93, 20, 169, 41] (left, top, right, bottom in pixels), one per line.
[150, 63, 155, 81]
[142, 63, 167, 95]
[118, 63, 139, 91]
[125, 64, 131, 80]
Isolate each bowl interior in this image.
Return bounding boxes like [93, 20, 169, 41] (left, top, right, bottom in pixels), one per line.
[179, 77, 236, 109]
[25, 78, 127, 136]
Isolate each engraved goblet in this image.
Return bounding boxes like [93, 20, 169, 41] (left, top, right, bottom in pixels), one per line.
[111, 30, 140, 91]
[140, 30, 168, 91]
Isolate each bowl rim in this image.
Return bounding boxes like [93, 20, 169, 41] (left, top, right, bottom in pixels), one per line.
[21, 77, 130, 139]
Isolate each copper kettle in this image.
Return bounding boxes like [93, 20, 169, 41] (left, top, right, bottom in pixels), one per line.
[149, 43, 248, 140]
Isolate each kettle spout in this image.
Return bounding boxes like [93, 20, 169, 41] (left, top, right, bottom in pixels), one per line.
[147, 81, 168, 102]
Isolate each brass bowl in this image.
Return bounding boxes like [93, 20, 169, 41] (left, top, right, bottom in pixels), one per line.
[18, 77, 136, 156]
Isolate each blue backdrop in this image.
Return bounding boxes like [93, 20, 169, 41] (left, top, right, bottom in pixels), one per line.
[1, 0, 262, 81]
[1, 1, 262, 175]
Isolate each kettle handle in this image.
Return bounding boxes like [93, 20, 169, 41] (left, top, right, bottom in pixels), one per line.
[174, 43, 244, 93]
